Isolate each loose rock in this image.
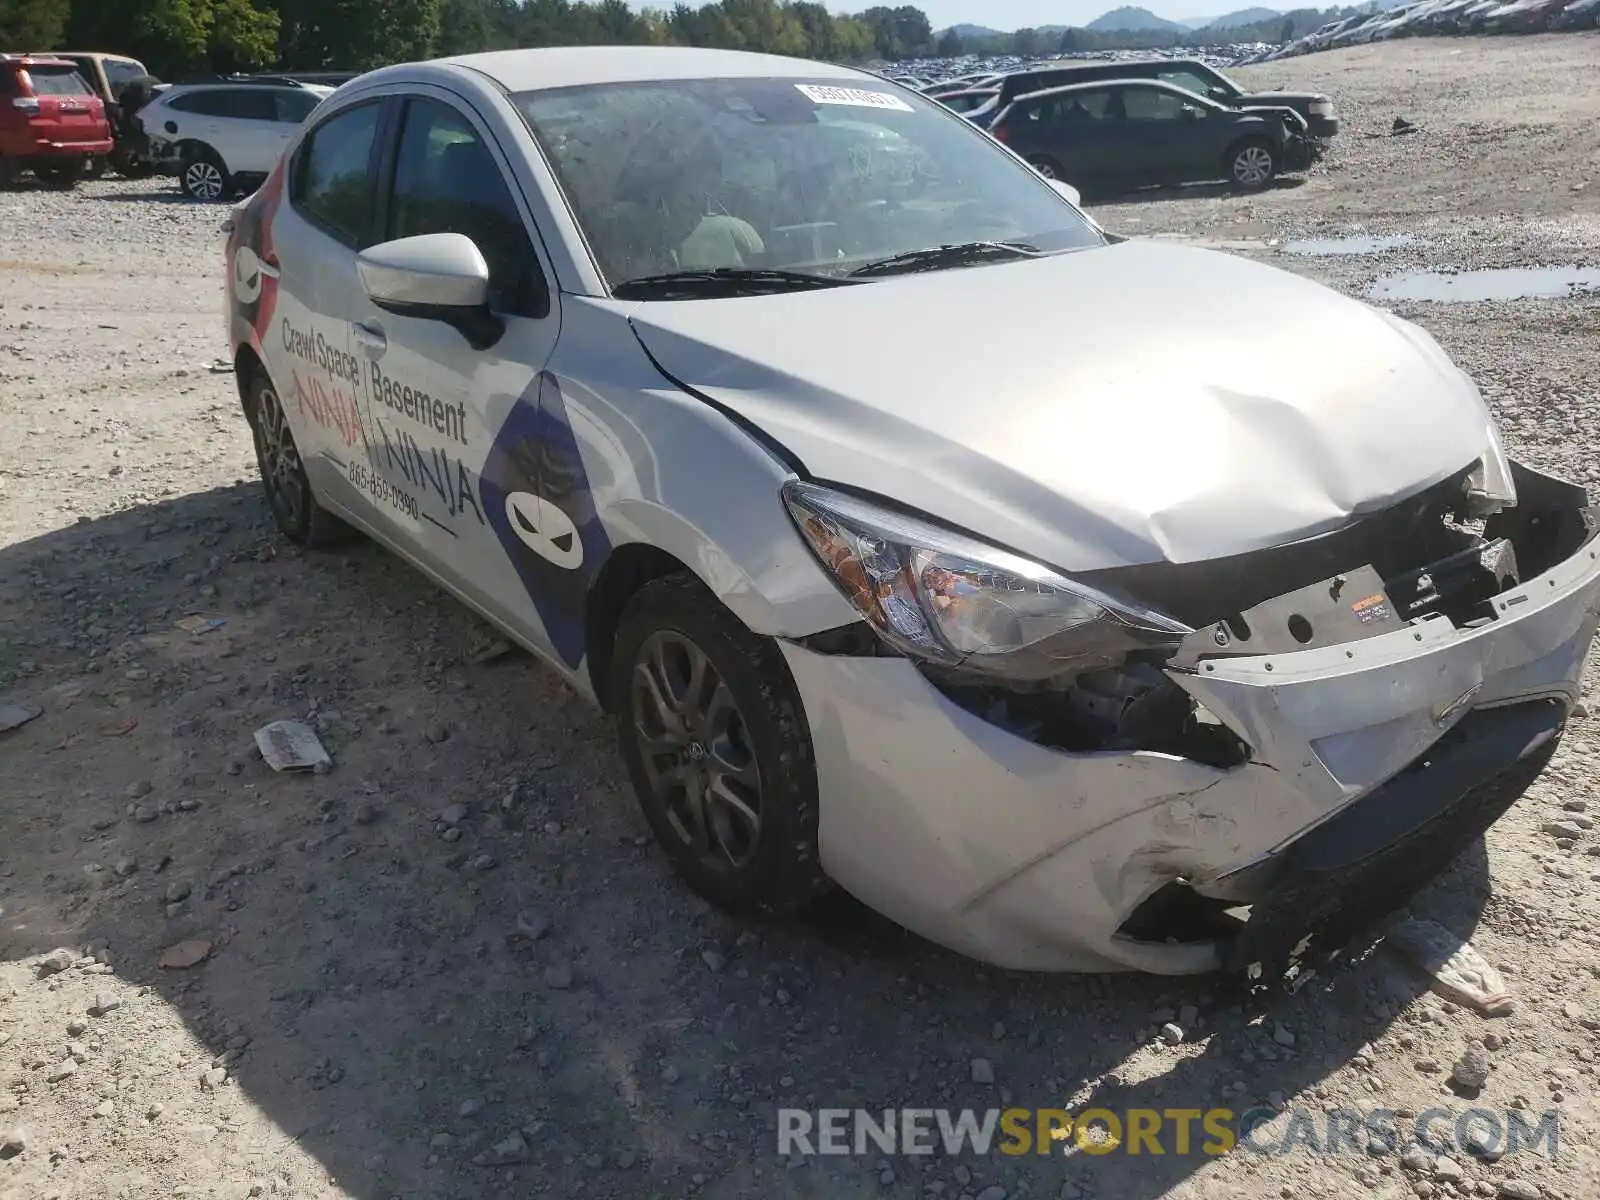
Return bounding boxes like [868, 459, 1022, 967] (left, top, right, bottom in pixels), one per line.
[35, 948, 74, 977]
[1452, 1048, 1491, 1090]
[971, 1058, 996, 1085]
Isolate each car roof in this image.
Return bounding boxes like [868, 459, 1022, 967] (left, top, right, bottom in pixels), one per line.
[1012, 77, 1204, 104]
[158, 81, 333, 95]
[435, 46, 868, 92]
[38, 51, 144, 65]
[0, 54, 77, 69]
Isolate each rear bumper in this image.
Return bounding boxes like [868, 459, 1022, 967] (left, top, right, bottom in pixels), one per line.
[0, 134, 113, 157]
[783, 493, 1600, 974]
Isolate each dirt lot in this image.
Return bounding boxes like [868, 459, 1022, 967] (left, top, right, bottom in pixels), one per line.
[3, 32, 1600, 1200]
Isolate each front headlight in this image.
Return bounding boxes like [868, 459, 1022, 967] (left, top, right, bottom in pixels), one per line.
[1309, 99, 1334, 117]
[782, 481, 1191, 684]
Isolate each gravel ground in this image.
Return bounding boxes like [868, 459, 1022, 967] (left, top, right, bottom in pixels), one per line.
[3, 32, 1600, 1200]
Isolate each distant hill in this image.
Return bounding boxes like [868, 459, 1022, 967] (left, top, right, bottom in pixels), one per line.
[946, 23, 1007, 39]
[1191, 6, 1284, 28]
[1086, 6, 1186, 31]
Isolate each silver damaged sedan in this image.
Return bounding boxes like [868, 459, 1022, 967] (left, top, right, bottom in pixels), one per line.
[223, 46, 1600, 975]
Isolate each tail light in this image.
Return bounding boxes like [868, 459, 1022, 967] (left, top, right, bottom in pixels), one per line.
[10, 97, 41, 113]
[991, 121, 1013, 145]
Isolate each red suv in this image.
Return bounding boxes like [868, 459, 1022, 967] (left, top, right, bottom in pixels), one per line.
[0, 54, 113, 186]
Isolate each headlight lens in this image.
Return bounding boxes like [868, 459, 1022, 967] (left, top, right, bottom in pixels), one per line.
[782, 481, 1191, 683]
[1309, 99, 1334, 116]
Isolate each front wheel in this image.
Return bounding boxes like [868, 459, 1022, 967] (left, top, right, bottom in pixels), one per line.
[1226, 139, 1278, 191]
[1027, 154, 1063, 180]
[611, 574, 830, 914]
[180, 151, 231, 202]
[241, 365, 351, 548]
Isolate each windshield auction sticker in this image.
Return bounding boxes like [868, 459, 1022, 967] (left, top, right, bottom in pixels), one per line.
[795, 84, 914, 112]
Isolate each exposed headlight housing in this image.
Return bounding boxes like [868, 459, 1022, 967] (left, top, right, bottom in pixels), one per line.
[1309, 99, 1334, 117]
[782, 481, 1191, 684]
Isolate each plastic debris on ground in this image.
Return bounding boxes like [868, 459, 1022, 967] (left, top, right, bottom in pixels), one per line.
[254, 720, 333, 773]
[158, 939, 213, 969]
[176, 616, 225, 635]
[1386, 917, 1514, 1016]
[0, 702, 42, 734]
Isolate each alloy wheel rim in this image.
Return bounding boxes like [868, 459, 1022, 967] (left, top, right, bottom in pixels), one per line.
[631, 630, 762, 870]
[253, 384, 305, 528]
[186, 161, 223, 200]
[1033, 159, 1057, 179]
[1234, 146, 1273, 185]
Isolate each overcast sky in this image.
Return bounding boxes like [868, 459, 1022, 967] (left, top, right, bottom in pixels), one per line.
[811, 1, 1255, 27]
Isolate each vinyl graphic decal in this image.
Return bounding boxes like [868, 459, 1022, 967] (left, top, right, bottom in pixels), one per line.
[480, 372, 611, 669]
[226, 161, 286, 343]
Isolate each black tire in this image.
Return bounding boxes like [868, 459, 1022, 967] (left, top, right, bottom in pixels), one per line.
[1225, 138, 1278, 191]
[240, 365, 352, 549]
[180, 149, 231, 202]
[32, 158, 84, 188]
[611, 573, 830, 914]
[1027, 154, 1064, 180]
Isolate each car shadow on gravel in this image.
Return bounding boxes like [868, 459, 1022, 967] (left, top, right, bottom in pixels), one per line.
[1084, 177, 1308, 208]
[0, 485, 1499, 1200]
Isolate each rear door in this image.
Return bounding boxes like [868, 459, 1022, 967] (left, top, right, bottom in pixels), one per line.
[20, 62, 104, 148]
[212, 87, 280, 173]
[261, 98, 389, 519]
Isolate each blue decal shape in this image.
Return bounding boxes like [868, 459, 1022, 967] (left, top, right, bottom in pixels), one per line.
[479, 372, 610, 669]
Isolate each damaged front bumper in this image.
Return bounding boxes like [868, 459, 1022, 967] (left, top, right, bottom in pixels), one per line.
[781, 464, 1600, 974]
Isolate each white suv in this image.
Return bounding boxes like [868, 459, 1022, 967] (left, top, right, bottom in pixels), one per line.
[138, 78, 330, 200]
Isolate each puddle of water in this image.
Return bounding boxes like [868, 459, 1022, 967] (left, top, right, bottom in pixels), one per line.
[1284, 234, 1415, 257]
[1368, 265, 1600, 303]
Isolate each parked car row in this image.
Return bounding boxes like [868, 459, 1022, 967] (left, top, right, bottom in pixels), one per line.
[0, 55, 336, 199]
[911, 57, 1335, 199]
[1257, 0, 1599, 62]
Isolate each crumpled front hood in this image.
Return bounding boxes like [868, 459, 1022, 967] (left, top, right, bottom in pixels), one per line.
[627, 239, 1495, 573]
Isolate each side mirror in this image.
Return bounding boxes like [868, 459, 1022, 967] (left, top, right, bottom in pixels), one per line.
[357, 232, 504, 350]
[1048, 178, 1081, 207]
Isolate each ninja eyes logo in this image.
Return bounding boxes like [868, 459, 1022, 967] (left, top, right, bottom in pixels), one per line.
[480, 372, 611, 669]
[233, 244, 262, 305]
[505, 491, 584, 571]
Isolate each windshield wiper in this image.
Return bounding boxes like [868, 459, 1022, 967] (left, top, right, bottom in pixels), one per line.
[612, 267, 855, 300]
[848, 241, 1043, 279]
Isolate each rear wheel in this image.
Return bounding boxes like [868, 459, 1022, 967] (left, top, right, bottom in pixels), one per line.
[1226, 139, 1277, 191]
[180, 150, 231, 202]
[32, 158, 85, 187]
[241, 365, 351, 549]
[611, 574, 830, 914]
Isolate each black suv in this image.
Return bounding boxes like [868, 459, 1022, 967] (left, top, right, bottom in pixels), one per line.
[991, 79, 1312, 196]
[986, 58, 1338, 142]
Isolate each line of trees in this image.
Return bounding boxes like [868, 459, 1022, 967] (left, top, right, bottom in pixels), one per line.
[0, 0, 941, 78]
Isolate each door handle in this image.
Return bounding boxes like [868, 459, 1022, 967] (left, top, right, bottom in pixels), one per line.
[352, 321, 386, 354]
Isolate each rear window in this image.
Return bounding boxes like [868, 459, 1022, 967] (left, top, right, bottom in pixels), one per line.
[104, 59, 150, 94]
[25, 65, 92, 96]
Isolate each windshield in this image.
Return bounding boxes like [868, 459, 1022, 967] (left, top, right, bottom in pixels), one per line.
[515, 77, 1102, 293]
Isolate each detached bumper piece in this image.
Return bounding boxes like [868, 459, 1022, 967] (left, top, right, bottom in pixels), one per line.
[1223, 700, 1563, 979]
[1282, 136, 1316, 173]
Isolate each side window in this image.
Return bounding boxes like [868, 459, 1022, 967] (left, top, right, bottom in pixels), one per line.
[168, 90, 221, 116]
[1123, 87, 1187, 122]
[216, 88, 276, 121]
[292, 102, 382, 247]
[274, 91, 321, 123]
[389, 97, 544, 317]
[1043, 90, 1111, 124]
[1158, 71, 1215, 100]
